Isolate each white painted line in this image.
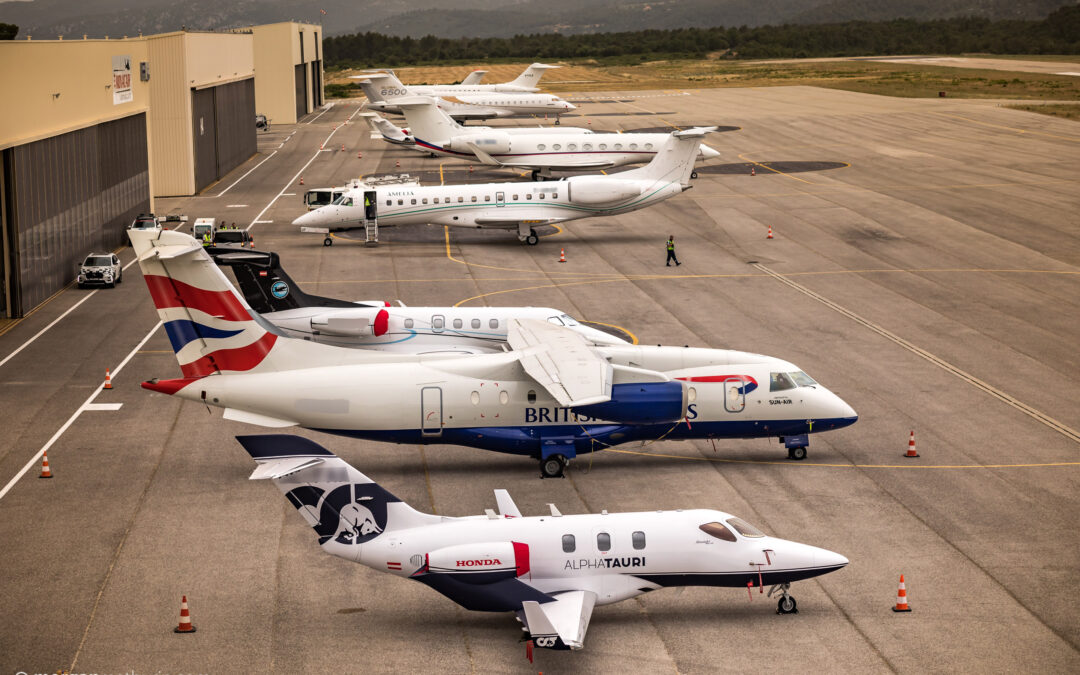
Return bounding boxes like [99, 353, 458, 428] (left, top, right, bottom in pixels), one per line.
[226, 204, 249, 208]
[216, 150, 278, 197]
[306, 102, 335, 124]
[247, 106, 364, 233]
[84, 403, 123, 411]
[0, 320, 162, 502]
[281, 193, 296, 196]
[254, 220, 273, 224]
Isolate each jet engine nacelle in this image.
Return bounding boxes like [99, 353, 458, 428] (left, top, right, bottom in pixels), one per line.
[310, 308, 389, 337]
[425, 541, 530, 584]
[445, 132, 512, 154]
[572, 381, 687, 425]
[566, 178, 643, 206]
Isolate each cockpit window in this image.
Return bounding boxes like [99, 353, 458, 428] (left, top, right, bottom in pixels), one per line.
[331, 194, 346, 205]
[789, 371, 817, 387]
[699, 522, 736, 542]
[770, 372, 796, 392]
[726, 517, 765, 538]
[547, 316, 565, 326]
[559, 314, 579, 326]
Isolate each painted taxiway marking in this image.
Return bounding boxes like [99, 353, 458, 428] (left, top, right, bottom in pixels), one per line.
[935, 112, 1080, 143]
[83, 403, 123, 411]
[306, 102, 335, 124]
[216, 150, 278, 197]
[0, 320, 162, 502]
[754, 263, 1080, 445]
[607, 447, 1080, 469]
[226, 204, 249, 208]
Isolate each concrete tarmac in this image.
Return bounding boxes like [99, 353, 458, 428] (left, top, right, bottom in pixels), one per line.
[1, 86, 1078, 673]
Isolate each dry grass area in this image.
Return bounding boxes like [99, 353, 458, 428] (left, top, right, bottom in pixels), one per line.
[327, 59, 1080, 100]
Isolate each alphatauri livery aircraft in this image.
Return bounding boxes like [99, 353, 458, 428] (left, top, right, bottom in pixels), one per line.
[207, 247, 625, 353]
[294, 127, 714, 245]
[131, 229, 857, 476]
[356, 73, 575, 123]
[238, 434, 849, 654]
[395, 96, 720, 178]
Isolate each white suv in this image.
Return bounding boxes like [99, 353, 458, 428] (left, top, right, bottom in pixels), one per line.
[77, 253, 122, 288]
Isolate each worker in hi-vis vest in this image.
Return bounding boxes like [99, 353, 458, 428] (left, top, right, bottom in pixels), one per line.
[666, 235, 681, 266]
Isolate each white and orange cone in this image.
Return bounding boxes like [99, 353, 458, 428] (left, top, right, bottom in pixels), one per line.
[39, 451, 53, 479]
[893, 575, 912, 612]
[904, 430, 919, 458]
[174, 595, 197, 633]
[767, 226, 774, 240]
[341, 143, 345, 152]
[751, 166, 756, 176]
[558, 248, 566, 263]
[358, 151, 362, 159]
[395, 160, 400, 168]
[103, 368, 113, 390]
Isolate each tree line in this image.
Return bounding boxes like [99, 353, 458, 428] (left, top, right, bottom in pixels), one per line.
[323, 5, 1080, 68]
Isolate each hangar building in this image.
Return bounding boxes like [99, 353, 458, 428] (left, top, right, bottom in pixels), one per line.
[0, 23, 322, 319]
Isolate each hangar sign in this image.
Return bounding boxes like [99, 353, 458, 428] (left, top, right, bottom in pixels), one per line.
[112, 55, 132, 105]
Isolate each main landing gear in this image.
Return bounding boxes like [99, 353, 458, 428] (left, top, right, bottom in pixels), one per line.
[690, 170, 698, 179]
[517, 226, 539, 246]
[540, 454, 568, 479]
[768, 583, 798, 614]
[323, 236, 333, 246]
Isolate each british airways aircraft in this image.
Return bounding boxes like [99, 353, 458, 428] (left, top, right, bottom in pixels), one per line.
[393, 96, 720, 179]
[238, 434, 849, 654]
[294, 127, 714, 245]
[130, 229, 857, 476]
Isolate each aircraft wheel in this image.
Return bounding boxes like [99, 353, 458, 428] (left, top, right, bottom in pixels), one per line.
[526, 231, 539, 246]
[540, 455, 567, 479]
[323, 237, 333, 247]
[691, 170, 699, 179]
[531, 170, 540, 181]
[554, 118, 561, 126]
[788, 446, 807, 461]
[777, 596, 798, 614]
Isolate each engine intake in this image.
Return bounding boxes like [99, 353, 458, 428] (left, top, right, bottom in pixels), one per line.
[567, 178, 643, 205]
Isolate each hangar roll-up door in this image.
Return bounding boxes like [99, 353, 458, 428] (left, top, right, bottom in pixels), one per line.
[312, 60, 323, 107]
[192, 78, 257, 193]
[295, 63, 308, 121]
[0, 114, 150, 317]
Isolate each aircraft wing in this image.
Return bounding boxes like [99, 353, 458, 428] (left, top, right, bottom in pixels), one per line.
[521, 590, 597, 651]
[507, 318, 612, 407]
[472, 217, 567, 227]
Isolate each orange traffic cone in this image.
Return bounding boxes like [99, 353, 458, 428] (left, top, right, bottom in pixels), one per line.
[766, 226, 773, 240]
[395, 160, 400, 168]
[39, 451, 53, 479]
[104, 368, 113, 389]
[893, 575, 912, 612]
[174, 595, 197, 633]
[320, 143, 324, 150]
[299, 176, 304, 185]
[341, 143, 345, 151]
[558, 248, 566, 263]
[249, 238, 255, 249]
[468, 165, 473, 173]
[358, 151, 362, 159]
[751, 166, 756, 176]
[904, 430, 919, 458]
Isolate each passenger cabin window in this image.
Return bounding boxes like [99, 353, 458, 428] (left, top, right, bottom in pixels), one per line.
[770, 372, 797, 392]
[457, 196, 464, 203]
[471, 196, 478, 203]
[553, 144, 562, 151]
[583, 143, 592, 150]
[422, 198, 428, 204]
[433, 316, 444, 329]
[645, 143, 653, 150]
[615, 143, 623, 150]
[599, 143, 607, 150]
[538, 144, 546, 151]
[568, 143, 577, 151]
[526, 194, 532, 200]
[512, 194, 519, 200]
[489, 318, 499, 329]
[471, 318, 481, 329]
[562, 534, 576, 553]
[699, 522, 736, 542]
[726, 517, 765, 538]
[453, 318, 463, 329]
[410, 198, 417, 205]
[433, 197, 439, 204]
[484, 195, 491, 202]
[632, 531, 646, 550]
[552, 193, 558, 199]
[630, 143, 638, 150]
[539, 194, 545, 200]
[404, 318, 414, 328]
[597, 533, 611, 552]
[398, 199, 404, 205]
[385, 200, 392, 206]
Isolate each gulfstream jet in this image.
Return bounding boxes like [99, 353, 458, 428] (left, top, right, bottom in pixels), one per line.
[356, 73, 575, 123]
[364, 63, 557, 95]
[294, 127, 714, 245]
[395, 96, 720, 179]
[129, 228, 857, 476]
[238, 434, 848, 654]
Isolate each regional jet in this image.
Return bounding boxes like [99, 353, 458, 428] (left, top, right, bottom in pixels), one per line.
[294, 127, 714, 245]
[130, 229, 857, 475]
[395, 96, 720, 179]
[238, 434, 849, 653]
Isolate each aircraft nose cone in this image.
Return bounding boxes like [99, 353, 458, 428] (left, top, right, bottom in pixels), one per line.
[564, 102, 577, 111]
[816, 548, 849, 569]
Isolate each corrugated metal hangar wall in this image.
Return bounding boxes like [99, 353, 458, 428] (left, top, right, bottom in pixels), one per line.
[192, 79, 257, 193]
[1, 114, 150, 318]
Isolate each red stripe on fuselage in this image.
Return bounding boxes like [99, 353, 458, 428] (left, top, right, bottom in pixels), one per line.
[676, 375, 758, 383]
[144, 275, 251, 322]
[179, 331, 277, 378]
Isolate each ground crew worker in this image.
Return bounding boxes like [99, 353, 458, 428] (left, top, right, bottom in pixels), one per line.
[202, 232, 211, 247]
[666, 235, 681, 266]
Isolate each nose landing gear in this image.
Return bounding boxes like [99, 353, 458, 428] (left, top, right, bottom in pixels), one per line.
[768, 583, 798, 614]
[323, 236, 333, 247]
[540, 454, 568, 479]
[787, 446, 807, 461]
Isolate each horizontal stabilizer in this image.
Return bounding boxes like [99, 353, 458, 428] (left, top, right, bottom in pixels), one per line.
[248, 456, 325, 480]
[236, 434, 336, 459]
[137, 241, 202, 261]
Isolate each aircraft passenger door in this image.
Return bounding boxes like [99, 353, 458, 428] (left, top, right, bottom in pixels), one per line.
[364, 190, 377, 220]
[421, 387, 443, 437]
[724, 377, 746, 413]
[495, 191, 505, 208]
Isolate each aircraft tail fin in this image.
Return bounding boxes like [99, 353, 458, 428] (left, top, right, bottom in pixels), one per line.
[460, 70, 487, 85]
[623, 127, 716, 187]
[207, 247, 363, 314]
[237, 435, 440, 556]
[507, 63, 558, 91]
[364, 72, 409, 100]
[395, 96, 461, 146]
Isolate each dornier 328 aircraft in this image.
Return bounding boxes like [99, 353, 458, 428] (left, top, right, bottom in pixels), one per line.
[131, 229, 857, 476]
[207, 246, 627, 353]
[294, 127, 715, 246]
[238, 434, 849, 654]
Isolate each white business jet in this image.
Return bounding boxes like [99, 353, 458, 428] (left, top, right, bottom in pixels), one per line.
[395, 96, 720, 179]
[397, 62, 558, 94]
[238, 434, 849, 654]
[294, 127, 714, 245]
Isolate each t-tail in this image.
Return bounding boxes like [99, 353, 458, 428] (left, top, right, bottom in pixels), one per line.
[206, 247, 365, 314]
[361, 112, 414, 145]
[505, 63, 558, 91]
[395, 96, 461, 148]
[237, 435, 440, 560]
[621, 127, 716, 188]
